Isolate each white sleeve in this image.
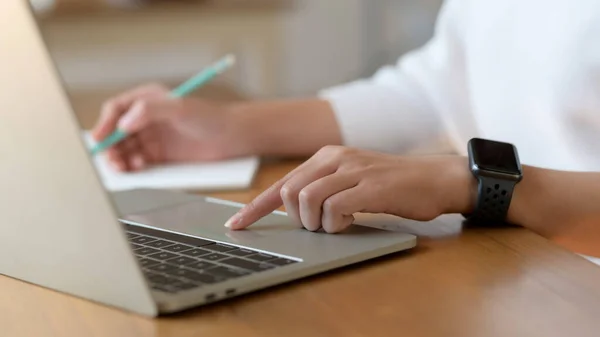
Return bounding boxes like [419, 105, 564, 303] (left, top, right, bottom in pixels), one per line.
[319, 0, 467, 154]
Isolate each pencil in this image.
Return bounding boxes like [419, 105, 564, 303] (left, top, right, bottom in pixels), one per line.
[90, 54, 236, 156]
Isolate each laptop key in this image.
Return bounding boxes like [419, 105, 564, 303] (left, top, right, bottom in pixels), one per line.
[148, 263, 179, 273]
[145, 240, 175, 249]
[127, 232, 141, 239]
[165, 256, 198, 266]
[186, 260, 217, 272]
[179, 248, 211, 257]
[138, 258, 161, 268]
[220, 257, 272, 272]
[169, 268, 218, 284]
[227, 248, 255, 257]
[203, 244, 238, 253]
[163, 244, 193, 253]
[246, 253, 277, 262]
[170, 281, 199, 291]
[206, 266, 250, 280]
[155, 234, 213, 248]
[258, 263, 276, 271]
[146, 273, 171, 284]
[125, 224, 214, 247]
[151, 285, 176, 293]
[268, 258, 298, 266]
[131, 236, 158, 245]
[168, 268, 200, 279]
[147, 251, 178, 261]
[130, 243, 144, 250]
[203, 253, 228, 261]
[134, 247, 160, 256]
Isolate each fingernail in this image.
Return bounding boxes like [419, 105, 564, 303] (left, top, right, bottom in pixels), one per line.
[224, 214, 241, 228]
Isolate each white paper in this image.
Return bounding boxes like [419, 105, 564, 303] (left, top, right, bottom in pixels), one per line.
[83, 132, 259, 192]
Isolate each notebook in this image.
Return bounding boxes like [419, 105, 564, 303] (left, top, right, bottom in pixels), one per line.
[82, 132, 260, 192]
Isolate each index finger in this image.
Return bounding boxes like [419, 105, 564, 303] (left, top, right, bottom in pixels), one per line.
[225, 178, 288, 230]
[225, 158, 315, 229]
[225, 147, 345, 230]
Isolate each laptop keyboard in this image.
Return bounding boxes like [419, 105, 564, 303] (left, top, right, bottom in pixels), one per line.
[124, 223, 299, 294]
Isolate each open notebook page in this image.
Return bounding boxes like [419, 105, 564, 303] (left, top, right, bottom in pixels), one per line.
[82, 132, 259, 192]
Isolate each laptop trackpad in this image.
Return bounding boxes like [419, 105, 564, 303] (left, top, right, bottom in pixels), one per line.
[122, 197, 298, 244]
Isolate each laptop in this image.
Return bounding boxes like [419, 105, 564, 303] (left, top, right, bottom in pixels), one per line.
[0, 1, 417, 316]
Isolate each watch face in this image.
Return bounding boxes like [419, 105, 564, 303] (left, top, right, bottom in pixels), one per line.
[469, 138, 521, 175]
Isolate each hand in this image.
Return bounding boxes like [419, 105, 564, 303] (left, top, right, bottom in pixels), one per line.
[92, 83, 247, 172]
[225, 146, 476, 233]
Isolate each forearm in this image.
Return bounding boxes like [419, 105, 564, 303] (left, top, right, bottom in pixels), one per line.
[508, 167, 600, 256]
[228, 98, 342, 157]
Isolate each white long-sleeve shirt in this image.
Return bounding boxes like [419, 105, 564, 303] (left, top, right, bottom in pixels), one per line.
[321, 0, 600, 172]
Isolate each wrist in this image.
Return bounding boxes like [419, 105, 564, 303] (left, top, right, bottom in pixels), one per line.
[438, 156, 477, 215]
[452, 158, 548, 230]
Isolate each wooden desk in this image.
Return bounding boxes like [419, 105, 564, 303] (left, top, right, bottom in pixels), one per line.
[3, 160, 600, 337]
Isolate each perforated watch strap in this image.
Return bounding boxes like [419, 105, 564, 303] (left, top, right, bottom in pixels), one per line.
[467, 177, 517, 225]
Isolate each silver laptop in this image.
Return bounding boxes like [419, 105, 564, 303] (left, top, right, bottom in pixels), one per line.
[0, 1, 416, 316]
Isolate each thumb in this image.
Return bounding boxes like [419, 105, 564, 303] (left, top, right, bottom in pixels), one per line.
[117, 99, 179, 134]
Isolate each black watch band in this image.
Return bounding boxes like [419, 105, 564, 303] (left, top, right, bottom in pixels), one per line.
[467, 176, 517, 225]
[465, 138, 522, 226]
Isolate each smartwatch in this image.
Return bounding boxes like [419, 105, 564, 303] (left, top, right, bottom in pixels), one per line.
[464, 138, 523, 225]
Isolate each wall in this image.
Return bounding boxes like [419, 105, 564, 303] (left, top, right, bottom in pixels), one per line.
[38, 0, 443, 99]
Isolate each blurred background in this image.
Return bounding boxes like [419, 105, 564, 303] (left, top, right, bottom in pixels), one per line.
[31, 0, 443, 128]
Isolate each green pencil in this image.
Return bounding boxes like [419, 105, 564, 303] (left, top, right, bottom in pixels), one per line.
[90, 54, 236, 156]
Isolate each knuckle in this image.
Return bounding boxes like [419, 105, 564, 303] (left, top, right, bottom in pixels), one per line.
[334, 147, 355, 160]
[280, 183, 298, 202]
[317, 145, 355, 162]
[343, 158, 377, 174]
[318, 145, 340, 156]
[298, 188, 315, 205]
[339, 146, 354, 155]
[323, 197, 339, 214]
